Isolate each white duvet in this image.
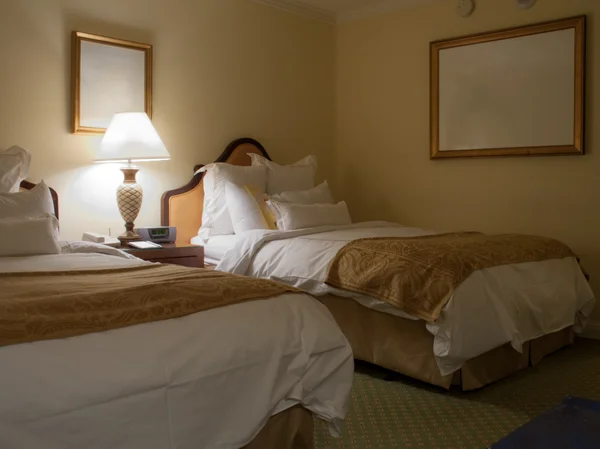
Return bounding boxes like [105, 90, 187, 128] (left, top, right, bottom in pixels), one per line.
[0, 241, 353, 449]
[216, 222, 596, 376]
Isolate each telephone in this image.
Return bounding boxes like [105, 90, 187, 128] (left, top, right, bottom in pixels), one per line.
[82, 232, 121, 247]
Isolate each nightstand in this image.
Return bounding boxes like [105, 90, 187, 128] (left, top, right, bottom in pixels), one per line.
[123, 243, 204, 268]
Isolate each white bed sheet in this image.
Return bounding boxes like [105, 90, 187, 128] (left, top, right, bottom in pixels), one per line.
[191, 234, 242, 265]
[216, 222, 596, 376]
[0, 242, 354, 449]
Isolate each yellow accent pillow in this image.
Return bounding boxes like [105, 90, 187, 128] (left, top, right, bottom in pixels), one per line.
[244, 185, 277, 230]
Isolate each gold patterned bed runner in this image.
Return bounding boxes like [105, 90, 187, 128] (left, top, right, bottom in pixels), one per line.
[0, 264, 299, 347]
[325, 232, 576, 322]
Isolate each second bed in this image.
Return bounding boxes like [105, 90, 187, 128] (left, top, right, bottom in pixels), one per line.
[162, 138, 596, 390]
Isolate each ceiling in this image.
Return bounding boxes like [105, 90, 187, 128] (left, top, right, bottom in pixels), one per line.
[297, 0, 391, 12]
[254, 0, 440, 23]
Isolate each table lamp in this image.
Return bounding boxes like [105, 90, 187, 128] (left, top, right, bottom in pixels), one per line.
[96, 112, 170, 245]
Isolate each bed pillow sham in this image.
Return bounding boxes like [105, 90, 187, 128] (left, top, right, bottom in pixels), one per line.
[0, 180, 55, 220]
[0, 146, 31, 193]
[198, 163, 267, 238]
[267, 200, 352, 231]
[225, 182, 271, 234]
[269, 181, 334, 205]
[0, 214, 60, 256]
[248, 153, 317, 194]
[245, 185, 278, 230]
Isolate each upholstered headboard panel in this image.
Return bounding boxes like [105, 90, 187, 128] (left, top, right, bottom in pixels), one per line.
[19, 180, 59, 219]
[161, 138, 271, 245]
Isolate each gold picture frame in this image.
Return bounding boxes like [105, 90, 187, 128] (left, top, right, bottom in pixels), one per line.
[72, 32, 153, 135]
[430, 16, 585, 159]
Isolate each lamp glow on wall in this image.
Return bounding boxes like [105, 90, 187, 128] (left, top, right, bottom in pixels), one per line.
[95, 112, 170, 244]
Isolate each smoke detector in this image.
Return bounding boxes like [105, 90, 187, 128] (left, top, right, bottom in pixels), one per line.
[516, 0, 536, 9]
[456, 0, 475, 17]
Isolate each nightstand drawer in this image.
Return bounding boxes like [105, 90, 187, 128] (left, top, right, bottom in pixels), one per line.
[152, 256, 203, 268]
[124, 244, 204, 268]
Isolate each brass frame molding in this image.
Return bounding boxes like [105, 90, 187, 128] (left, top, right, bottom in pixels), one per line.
[430, 16, 586, 159]
[71, 31, 153, 135]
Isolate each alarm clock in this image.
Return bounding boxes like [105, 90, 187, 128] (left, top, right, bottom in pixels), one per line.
[136, 226, 177, 243]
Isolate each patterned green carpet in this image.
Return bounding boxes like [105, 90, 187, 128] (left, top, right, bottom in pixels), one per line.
[315, 338, 600, 449]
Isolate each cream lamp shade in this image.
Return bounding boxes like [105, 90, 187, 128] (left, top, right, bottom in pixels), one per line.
[96, 112, 170, 163]
[96, 112, 170, 245]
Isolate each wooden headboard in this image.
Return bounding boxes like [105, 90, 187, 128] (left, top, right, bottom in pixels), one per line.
[19, 180, 60, 219]
[161, 138, 271, 245]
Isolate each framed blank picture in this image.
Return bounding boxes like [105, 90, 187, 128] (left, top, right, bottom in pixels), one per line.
[430, 16, 585, 159]
[72, 32, 152, 135]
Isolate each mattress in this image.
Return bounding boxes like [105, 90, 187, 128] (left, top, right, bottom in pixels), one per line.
[216, 222, 595, 376]
[191, 234, 242, 264]
[0, 241, 353, 449]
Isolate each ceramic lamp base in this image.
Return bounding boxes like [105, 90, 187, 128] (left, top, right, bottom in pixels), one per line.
[116, 166, 143, 244]
[117, 230, 141, 246]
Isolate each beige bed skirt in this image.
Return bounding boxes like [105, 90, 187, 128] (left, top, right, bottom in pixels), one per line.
[321, 295, 574, 391]
[243, 405, 314, 449]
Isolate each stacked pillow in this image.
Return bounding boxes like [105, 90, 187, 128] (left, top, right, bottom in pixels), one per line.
[225, 182, 274, 234]
[268, 200, 351, 231]
[0, 147, 60, 256]
[198, 153, 352, 236]
[270, 180, 333, 205]
[0, 214, 60, 256]
[0, 146, 30, 193]
[197, 163, 267, 239]
[248, 153, 317, 194]
[0, 180, 55, 218]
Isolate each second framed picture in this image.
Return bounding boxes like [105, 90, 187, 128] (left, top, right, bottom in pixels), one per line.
[430, 16, 585, 159]
[72, 32, 152, 135]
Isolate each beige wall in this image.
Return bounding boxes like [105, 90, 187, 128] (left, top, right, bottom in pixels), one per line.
[0, 0, 334, 240]
[2, 0, 597, 325]
[336, 0, 599, 325]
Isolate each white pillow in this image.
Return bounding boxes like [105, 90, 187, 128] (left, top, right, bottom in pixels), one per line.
[0, 214, 60, 256]
[270, 181, 334, 205]
[0, 146, 31, 193]
[248, 153, 317, 194]
[268, 201, 352, 231]
[0, 180, 55, 219]
[198, 164, 267, 238]
[225, 181, 270, 234]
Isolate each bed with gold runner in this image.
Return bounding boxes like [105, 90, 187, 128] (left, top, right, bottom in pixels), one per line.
[214, 222, 594, 391]
[163, 137, 596, 391]
[0, 237, 353, 449]
[322, 231, 591, 389]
